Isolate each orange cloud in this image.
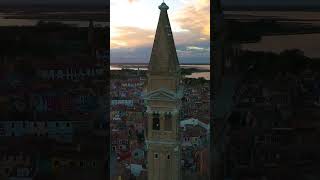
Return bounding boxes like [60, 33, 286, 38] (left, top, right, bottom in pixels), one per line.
[175, 0, 210, 40]
[111, 0, 210, 49]
[128, 0, 138, 3]
[111, 27, 154, 48]
[111, 26, 204, 49]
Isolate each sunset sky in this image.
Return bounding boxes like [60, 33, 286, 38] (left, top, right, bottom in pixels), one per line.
[110, 0, 210, 64]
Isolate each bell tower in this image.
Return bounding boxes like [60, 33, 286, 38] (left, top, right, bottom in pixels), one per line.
[144, 2, 182, 180]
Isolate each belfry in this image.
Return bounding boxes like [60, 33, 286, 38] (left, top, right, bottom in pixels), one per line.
[144, 2, 182, 180]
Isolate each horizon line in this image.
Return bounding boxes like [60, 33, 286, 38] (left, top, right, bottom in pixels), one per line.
[110, 62, 210, 65]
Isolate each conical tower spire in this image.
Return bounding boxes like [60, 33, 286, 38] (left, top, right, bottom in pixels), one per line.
[148, 2, 180, 75]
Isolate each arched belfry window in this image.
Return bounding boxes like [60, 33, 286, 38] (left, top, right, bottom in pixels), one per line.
[152, 112, 160, 130]
[164, 112, 172, 131]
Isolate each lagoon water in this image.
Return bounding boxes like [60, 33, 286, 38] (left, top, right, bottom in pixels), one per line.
[110, 64, 210, 80]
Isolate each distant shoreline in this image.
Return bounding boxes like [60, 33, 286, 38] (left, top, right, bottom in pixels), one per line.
[110, 64, 210, 80]
[110, 63, 210, 65]
[110, 64, 210, 72]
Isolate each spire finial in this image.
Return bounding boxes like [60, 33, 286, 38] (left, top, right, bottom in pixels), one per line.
[159, 1, 169, 11]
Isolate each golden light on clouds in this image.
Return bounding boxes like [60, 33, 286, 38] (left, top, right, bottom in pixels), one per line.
[128, 0, 138, 3]
[110, 0, 210, 49]
[111, 27, 154, 48]
[175, 0, 210, 40]
[203, 24, 210, 36]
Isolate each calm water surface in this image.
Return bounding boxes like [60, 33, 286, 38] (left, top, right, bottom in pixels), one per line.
[110, 64, 210, 80]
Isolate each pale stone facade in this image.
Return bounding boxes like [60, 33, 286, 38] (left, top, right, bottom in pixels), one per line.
[144, 2, 182, 180]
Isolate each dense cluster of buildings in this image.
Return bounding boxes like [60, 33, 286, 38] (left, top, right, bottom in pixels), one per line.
[110, 70, 147, 180]
[0, 21, 108, 180]
[181, 80, 210, 179]
[110, 69, 210, 180]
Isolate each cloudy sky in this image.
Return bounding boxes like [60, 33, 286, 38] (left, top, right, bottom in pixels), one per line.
[1, 0, 319, 5]
[110, 0, 210, 64]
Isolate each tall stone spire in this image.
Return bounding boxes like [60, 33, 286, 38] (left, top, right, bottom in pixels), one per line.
[145, 3, 182, 180]
[148, 2, 180, 75]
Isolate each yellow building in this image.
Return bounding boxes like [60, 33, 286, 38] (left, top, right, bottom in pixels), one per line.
[144, 2, 182, 180]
